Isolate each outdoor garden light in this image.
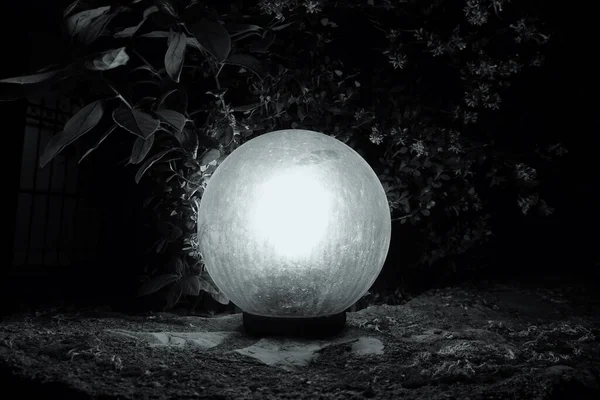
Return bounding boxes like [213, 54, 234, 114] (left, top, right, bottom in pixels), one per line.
[197, 129, 392, 337]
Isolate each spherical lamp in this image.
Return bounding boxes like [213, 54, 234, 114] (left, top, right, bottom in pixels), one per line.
[197, 129, 391, 337]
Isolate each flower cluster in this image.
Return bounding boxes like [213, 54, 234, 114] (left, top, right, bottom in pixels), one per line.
[510, 18, 551, 45]
[258, 0, 294, 20]
[518, 194, 539, 215]
[515, 163, 537, 183]
[465, 84, 502, 110]
[410, 140, 429, 157]
[464, 0, 490, 26]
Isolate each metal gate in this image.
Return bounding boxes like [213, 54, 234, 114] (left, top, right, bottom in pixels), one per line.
[12, 95, 100, 268]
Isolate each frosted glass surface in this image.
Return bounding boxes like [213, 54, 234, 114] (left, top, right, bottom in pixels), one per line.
[197, 129, 391, 317]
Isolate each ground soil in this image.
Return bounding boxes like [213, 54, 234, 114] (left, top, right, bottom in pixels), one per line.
[1, 280, 599, 400]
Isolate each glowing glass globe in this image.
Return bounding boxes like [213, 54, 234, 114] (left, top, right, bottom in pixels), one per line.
[197, 129, 391, 319]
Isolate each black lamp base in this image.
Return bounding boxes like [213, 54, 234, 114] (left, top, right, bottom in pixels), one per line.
[242, 311, 347, 339]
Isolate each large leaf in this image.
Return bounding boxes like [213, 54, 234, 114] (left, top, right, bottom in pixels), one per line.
[224, 53, 263, 79]
[140, 5, 160, 24]
[154, 0, 179, 18]
[140, 30, 202, 50]
[131, 65, 158, 75]
[65, 6, 110, 37]
[130, 134, 155, 164]
[165, 31, 186, 82]
[210, 291, 230, 305]
[80, 13, 115, 45]
[224, 23, 262, 37]
[113, 26, 139, 39]
[0, 68, 67, 85]
[135, 96, 156, 109]
[167, 225, 183, 241]
[113, 5, 158, 38]
[0, 67, 77, 101]
[197, 275, 218, 295]
[156, 109, 186, 131]
[136, 273, 180, 297]
[232, 102, 261, 112]
[78, 124, 117, 163]
[40, 100, 104, 167]
[180, 275, 201, 296]
[156, 88, 187, 112]
[197, 132, 220, 149]
[66, 6, 115, 45]
[197, 271, 229, 303]
[186, 37, 202, 51]
[63, 0, 81, 18]
[85, 47, 130, 71]
[271, 21, 295, 31]
[164, 280, 183, 310]
[135, 147, 180, 183]
[171, 257, 185, 275]
[174, 125, 199, 152]
[160, 89, 188, 113]
[139, 30, 169, 38]
[200, 148, 220, 166]
[216, 125, 234, 146]
[250, 31, 276, 53]
[113, 105, 160, 139]
[189, 19, 231, 62]
[156, 88, 178, 108]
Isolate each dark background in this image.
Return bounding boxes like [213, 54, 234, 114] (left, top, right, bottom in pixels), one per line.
[0, 0, 598, 312]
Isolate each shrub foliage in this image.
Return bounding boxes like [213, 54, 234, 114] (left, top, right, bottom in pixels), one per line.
[0, 0, 565, 309]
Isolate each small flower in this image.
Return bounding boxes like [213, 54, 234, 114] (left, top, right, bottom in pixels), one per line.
[530, 54, 545, 67]
[484, 93, 501, 110]
[518, 194, 539, 215]
[465, 91, 478, 108]
[453, 106, 463, 120]
[426, 33, 445, 57]
[449, 27, 467, 51]
[370, 133, 384, 145]
[430, 44, 445, 57]
[502, 59, 522, 76]
[387, 52, 408, 69]
[463, 111, 479, 124]
[478, 83, 491, 94]
[414, 28, 425, 41]
[449, 143, 463, 154]
[550, 143, 568, 156]
[386, 29, 400, 43]
[391, 127, 408, 145]
[354, 108, 366, 121]
[449, 129, 460, 142]
[410, 139, 428, 157]
[515, 163, 537, 182]
[398, 130, 408, 145]
[539, 199, 554, 216]
[382, 0, 394, 10]
[303, 0, 322, 14]
[370, 126, 384, 145]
